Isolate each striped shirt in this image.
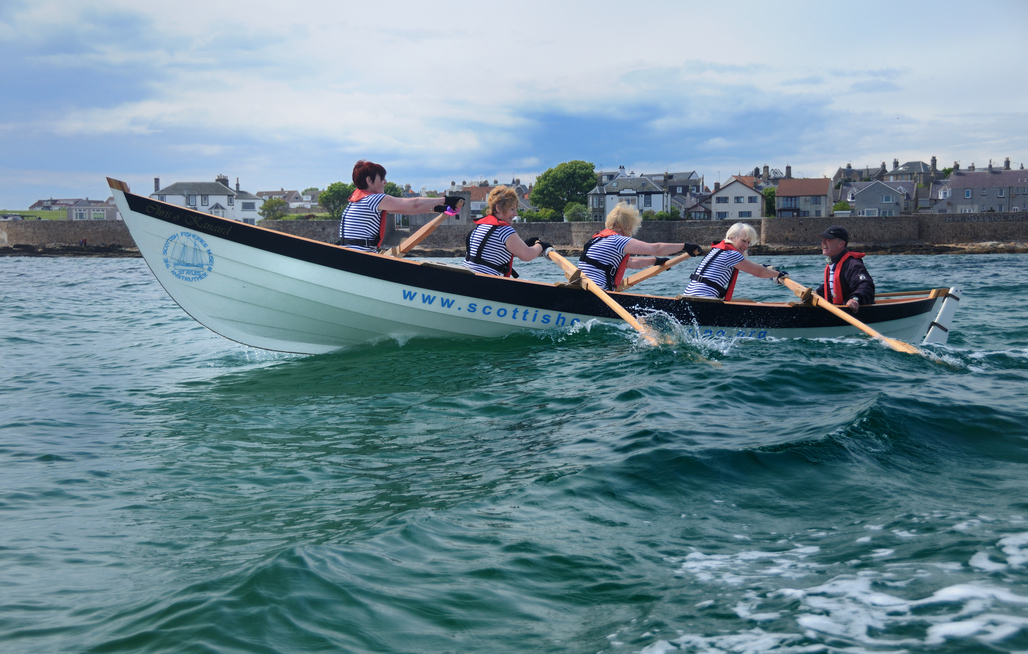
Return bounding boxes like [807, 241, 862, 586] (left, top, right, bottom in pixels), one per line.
[463, 222, 516, 276]
[339, 193, 386, 252]
[579, 233, 631, 290]
[683, 247, 745, 299]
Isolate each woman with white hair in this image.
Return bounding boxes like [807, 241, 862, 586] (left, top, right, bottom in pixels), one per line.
[682, 222, 785, 300]
[578, 202, 702, 291]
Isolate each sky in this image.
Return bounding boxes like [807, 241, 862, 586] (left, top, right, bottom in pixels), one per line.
[1, 0, 1027, 209]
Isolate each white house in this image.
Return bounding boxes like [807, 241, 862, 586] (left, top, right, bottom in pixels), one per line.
[709, 177, 763, 221]
[151, 175, 265, 224]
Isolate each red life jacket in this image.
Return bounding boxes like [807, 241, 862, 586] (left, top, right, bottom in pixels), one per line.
[348, 188, 389, 247]
[823, 250, 865, 304]
[689, 240, 741, 300]
[465, 215, 514, 277]
[579, 228, 630, 290]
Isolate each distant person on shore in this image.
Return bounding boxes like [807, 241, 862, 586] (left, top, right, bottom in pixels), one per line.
[463, 186, 548, 277]
[338, 160, 462, 252]
[578, 202, 703, 291]
[814, 225, 875, 312]
[682, 222, 786, 300]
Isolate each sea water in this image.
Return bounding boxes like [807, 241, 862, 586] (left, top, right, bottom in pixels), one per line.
[1, 253, 1027, 653]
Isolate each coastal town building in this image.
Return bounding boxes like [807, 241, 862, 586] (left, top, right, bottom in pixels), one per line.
[709, 176, 763, 220]
[940, 159, 1028, 213]
[775, 177, 832, 218]
[587, 166, 703, 220]
[151, 175, 264, 224]
[841, 180, 917, 217]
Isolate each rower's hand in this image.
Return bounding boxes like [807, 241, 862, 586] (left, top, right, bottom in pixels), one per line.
[683, 242, 703, 257]
[654, 257, 670, 266]
[773, 270, 788, 284]
[846, 298, 860, 312]
[538, 241, 553, 252]
[523, 236, 540, 247]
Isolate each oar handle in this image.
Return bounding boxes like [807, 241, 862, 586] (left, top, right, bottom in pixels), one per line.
[780, 277, 921, 354]
[618, 251, 693, 291]
[545, 249, 657, 344]
[388, 212, 448, 257]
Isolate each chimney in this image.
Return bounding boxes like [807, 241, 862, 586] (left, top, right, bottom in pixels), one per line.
[893, 158, 899, 170]
[846, 162, 852, 171]
[216, 174, 229, 187]
[969, 163, 975, 172]
[988, 160, 993, 173]
[154, 177, 160, 192]
[930, 156, 937, 173]
[753, 167, 760, 177]
[714, 181, 721, 192]
[785, 165, 792, 179]
[236, 178, 240, 192]
[953, 162, 960, 171]
[618, 165, 626, 176]
[1004, 157, 1011, 170]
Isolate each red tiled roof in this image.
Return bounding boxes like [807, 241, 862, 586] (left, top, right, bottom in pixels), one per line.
[776, 178, 831, 197]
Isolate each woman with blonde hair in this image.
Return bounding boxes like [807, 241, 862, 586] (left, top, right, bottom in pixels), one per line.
[578, 202, 702, 291]
[463, 186, 548, 277]
[682, 222, 786, 300]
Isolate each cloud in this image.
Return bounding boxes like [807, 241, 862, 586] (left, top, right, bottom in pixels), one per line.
[1, 0, 1027, 207]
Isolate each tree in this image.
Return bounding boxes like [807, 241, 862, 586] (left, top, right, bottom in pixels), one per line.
[763, 187, 776, 217]
[833, 200, 851, 212]
[530, 160, 596, 213]
[383, 182, 403, 198]
[563, 202, 590, 222]
[319, 181, 355, 219]
[302, 187, 319, 195]
[258, 197, 289, 220]
[520, 208, 560, 222]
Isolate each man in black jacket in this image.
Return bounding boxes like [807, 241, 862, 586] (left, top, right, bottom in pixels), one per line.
[814, 226, 874, 312]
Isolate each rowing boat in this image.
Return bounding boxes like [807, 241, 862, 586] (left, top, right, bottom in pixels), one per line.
[107, 178, 960, 355]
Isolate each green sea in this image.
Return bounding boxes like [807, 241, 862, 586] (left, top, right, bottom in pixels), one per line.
[2, 253, 1027, 653]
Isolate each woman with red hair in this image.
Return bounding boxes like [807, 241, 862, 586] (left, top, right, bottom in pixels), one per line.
[338, 160, 462, 252]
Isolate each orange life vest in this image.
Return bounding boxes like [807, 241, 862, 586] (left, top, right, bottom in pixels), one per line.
[348, 188, 389, 248]
[824, 250, 865, 305]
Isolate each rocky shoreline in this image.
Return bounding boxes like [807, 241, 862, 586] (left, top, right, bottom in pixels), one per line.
[2, 241, 1027, 258]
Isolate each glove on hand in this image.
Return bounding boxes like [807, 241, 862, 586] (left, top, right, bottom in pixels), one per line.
[434, 196, 465, 214]
[538, 241, 553, 252]
[773, 269, 788, 284]
[683, 242, 703, 256]
[523, 236, 540, 247]
[654, 257, 670, 266]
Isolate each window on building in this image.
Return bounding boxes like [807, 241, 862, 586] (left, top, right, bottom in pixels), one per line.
[92, 210, 105, 220]
[982, 189, 987, 196]
[74, 209, 88, 220]
[716, 196, 728, 204]
[201, 195, 208, 206]
[242, 202, 255, 211]
[676, 186, 682, 193]
[739, 211, 752, 218]
[781, 197, 798, 208]
[998, 189, 1005, 197]
[811, 196, 822, 205]
[882, 195, 894, 203]
[965, 190, 972, 199]
[863, 208, 879, 216]
[644, 195, 651, 207]
[815, 210, 822, 217]
[187, 195, 196, 206]
[158, 194, 166, 202]
[748, 196, 758, 203]
[716, 211, 728, 219]
[881, 210, 894, 217]
[228, 196, 234, 206]
[734, 196, 744, 203]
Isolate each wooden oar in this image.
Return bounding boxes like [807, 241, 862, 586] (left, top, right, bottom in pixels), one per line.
[617, 251, 694, 291]
[386, 212, 448, 257]
[781, 277, 922, 355]
[546, 249, 659, 345]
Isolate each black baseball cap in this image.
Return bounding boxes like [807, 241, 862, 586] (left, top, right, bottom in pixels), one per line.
[821, 226, 849, 243]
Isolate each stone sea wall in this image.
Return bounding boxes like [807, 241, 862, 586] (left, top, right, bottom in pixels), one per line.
[3, 212, 1028, 255]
